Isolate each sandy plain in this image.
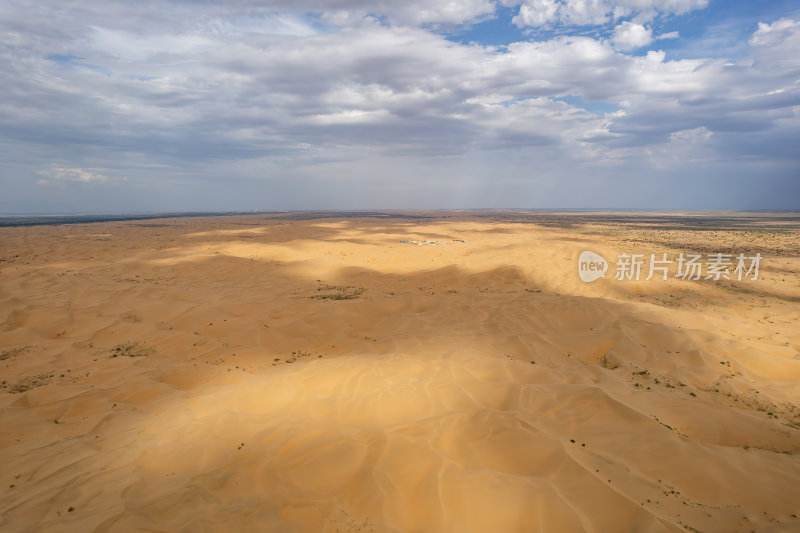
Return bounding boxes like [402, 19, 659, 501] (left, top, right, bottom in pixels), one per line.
[1, 211, 799, 532]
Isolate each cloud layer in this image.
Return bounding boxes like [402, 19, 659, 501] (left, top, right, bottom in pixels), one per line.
[508, 0, 709, 28]
[0, 0, 798, 212]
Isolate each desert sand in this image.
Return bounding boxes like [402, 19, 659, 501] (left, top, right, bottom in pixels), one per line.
[1, 211, 799, 532]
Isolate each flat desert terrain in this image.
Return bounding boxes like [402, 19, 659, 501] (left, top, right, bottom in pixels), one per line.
[1, 212, 799, 533]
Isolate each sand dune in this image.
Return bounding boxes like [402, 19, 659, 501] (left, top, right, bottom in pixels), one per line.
[1, 213, 799, 532]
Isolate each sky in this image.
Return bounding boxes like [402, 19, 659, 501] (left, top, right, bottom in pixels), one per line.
[1, 0, 798, 213]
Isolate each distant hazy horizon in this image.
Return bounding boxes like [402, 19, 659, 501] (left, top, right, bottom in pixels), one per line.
[2, 209, 799, 224]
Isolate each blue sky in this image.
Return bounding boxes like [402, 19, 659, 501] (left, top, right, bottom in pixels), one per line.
[1, 0, 798, 213]
[452, 1, 798, 56]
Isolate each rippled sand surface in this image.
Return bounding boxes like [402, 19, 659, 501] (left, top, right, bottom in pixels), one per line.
[1, 212, 799, 532]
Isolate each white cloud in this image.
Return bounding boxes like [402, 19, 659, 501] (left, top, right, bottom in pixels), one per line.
[90, 27, 215, 62]
[37, 166, 109, 184]
[513, 0, 560, 26]
[281, 0, 497, 26]
[510, 0, 708, 28]
[670, 126, 712, 143]
[558, 0, 609, 26]
[656, 30, 679, 40]
[393, 0, 497, 25]
[307, 109, 391, 125]
[749, 18, 800, 73]
[750, 18, 800, 46]
[612, 21, 653, 50]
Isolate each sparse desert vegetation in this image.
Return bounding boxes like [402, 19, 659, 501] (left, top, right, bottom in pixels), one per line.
[311, 283, 365, 300]
[0, 345, 32, 361]
[109, 341, 155, 358]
